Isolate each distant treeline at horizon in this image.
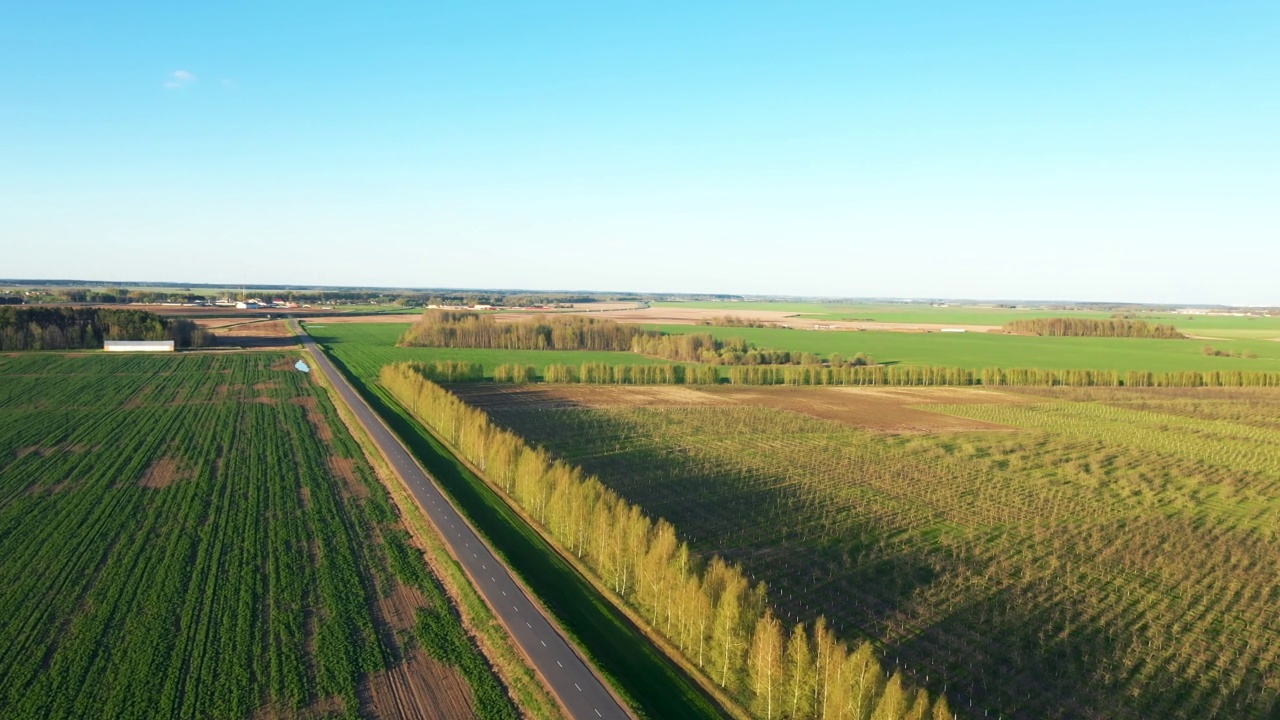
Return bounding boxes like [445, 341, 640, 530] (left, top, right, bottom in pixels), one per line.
[0, 307, 213, 351]
[399, 310, 875, 367]
[1003, 317, 1184, 339]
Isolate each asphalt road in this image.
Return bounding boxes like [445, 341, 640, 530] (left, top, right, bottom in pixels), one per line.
[294, 323, 632, 720]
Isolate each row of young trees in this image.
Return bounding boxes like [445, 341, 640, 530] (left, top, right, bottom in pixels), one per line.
[401, 360, 486, 382]
[0, 307, 213, 351]
[380, 362, 953, 720]
[399, 311, 651, 351]
[727, 365, 1280, 388]
[418, 359, 1280, 389]
[1003, 318, 1184, 339]
[540, 363, 721, 385]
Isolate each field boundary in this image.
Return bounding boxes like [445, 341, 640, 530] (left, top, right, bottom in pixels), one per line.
[403, 398, 753, 720]
[303, 342, 564, 720]
[298, 324, 637, 720]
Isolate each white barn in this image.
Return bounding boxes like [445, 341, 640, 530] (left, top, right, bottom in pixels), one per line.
[104, 340, 175, 352]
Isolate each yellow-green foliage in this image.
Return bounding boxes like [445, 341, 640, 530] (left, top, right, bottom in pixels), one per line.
[380, 362, 949, 720]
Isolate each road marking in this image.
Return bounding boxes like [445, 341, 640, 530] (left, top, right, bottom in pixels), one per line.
[541, 640, 546, 647]
[526, 622, 532, 628]
[557, 661, 563, 667]
[575, 683, 582, 692]
[596, 710, 602, 717]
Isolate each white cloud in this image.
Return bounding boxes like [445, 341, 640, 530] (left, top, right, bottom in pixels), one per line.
[164, 70, 196, 89]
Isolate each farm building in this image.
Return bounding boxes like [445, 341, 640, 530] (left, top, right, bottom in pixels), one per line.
[104, 340, 175, 352]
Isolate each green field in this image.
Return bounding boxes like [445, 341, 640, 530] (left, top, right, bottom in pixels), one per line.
[460, 384, 1280, 719]
[648, 324, 1280, 373]
[0, 352, 512, 719]
[307, 323, 727, 720]
[307, 322, 680, 377]
[307, 319, 1280, 380]
[652, 301, 1280, 335]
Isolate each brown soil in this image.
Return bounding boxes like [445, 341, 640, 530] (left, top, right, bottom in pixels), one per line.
[290, 396, 333, 441]
[299, 486, 312, 510]
[451, 383, 736, 411]
[455, 384, 1031, 433]
[271, 357, 299, 371]
[714, 386, 1026, 432]
[484, 305, 1004, 333]
[191, 317, 248, 329]
[329, 456, 368, 498]
[138, 457, 184, 488]
[358, 645, 476, 720]
[15, 446, 41, 459]
[212, 320, 299, 349]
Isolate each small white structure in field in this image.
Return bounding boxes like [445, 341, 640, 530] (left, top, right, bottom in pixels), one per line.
[940, 328, 967, 333]
[104, 340, 175, 352]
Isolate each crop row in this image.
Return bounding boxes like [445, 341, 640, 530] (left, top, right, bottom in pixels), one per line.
[468, 388, 1280, 719]
[0, 353, 512, 719]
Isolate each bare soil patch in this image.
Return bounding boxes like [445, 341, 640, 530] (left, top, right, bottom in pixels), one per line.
[329, 456, 368, 498]
[290, 396, 333, 441]
[502, 305, 1004, 332]
[211, 320, 299, 349]
[715, 386, 1025, 432]
[451, 383, 736, 411]
[138, 457, 184, 488]
[358, 645, 475, 720]
[191, 317, 247, 329]
[455, 383, 1030, 433]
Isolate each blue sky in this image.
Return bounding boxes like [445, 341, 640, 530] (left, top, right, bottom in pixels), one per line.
[3, 2, 1277, 304]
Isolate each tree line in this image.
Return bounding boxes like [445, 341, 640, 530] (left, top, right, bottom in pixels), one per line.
[381, 362, 953, 720]
[399, 311, 652, 351]
[398, 311, 870, 368]
[729, 365, 1280, 388]
[540, 363, 721, 385]
[1003, 318, 1184, 339]
[410, 358, 1280, 389]
[0, 307, 212, 351]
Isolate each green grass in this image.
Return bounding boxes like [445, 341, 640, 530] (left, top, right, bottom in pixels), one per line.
[306, 318, 1280, 380]
[307, 322, 679, 377]
[313, 337, 727, 720]
[646, 324, 1280, 373]
[653, 301, 1280, 333]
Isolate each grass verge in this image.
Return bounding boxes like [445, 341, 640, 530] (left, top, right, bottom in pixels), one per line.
[306, 347, 564, 720]
[316, 345, 728, 720]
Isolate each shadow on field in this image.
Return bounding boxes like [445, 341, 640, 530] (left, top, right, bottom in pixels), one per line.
[471, 407, 1255, 720]
[323, 353, 728, 720]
